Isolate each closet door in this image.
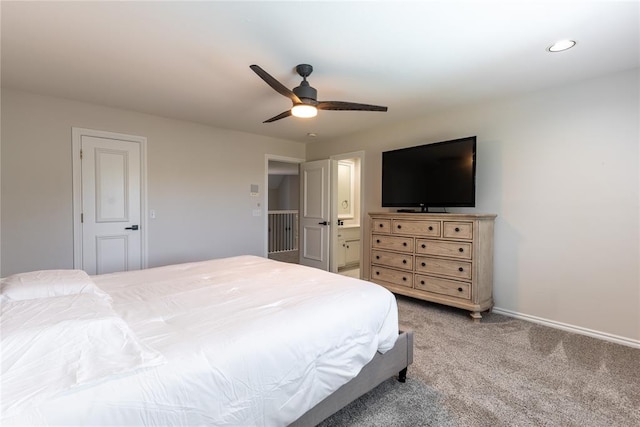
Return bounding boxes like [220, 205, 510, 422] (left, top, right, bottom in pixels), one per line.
[73, 128, 147, 275]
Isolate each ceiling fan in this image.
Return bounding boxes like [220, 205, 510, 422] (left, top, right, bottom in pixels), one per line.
[250, 64, 388, 123]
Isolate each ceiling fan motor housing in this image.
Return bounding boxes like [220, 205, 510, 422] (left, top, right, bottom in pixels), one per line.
[293, 64, 317, 104]
[293, 81, 317, 104]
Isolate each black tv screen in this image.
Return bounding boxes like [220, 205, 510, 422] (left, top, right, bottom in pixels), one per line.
[382, 136, 476, 211]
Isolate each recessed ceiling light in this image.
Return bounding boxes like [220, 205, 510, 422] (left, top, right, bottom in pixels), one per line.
[307, 133, 317, 138]
[547, 39, 576, 52]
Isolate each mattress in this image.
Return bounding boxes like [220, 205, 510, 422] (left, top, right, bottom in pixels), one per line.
[2, 255, 398, 426]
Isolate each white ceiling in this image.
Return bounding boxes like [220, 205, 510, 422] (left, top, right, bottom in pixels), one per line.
[2, 1, 638, 143]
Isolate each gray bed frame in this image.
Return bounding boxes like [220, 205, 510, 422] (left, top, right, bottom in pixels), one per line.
[290, 330, 414, 426]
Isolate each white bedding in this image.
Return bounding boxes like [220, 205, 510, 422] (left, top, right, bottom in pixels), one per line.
[2, 255, 398, 426]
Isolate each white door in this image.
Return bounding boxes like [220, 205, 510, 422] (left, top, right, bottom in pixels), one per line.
[80, 135, 142, 275]
[299, 159, 336, 271]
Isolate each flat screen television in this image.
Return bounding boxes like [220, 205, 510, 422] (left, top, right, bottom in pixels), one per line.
[382, 136, 476, 212]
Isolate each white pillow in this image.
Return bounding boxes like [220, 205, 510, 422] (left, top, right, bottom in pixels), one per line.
[0, 269, 109, 302]
[0, 293, 166, 419]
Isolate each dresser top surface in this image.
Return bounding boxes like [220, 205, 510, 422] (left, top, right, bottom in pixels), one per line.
[369, 212, 497, 220]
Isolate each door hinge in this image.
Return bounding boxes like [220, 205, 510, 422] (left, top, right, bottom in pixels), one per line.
[80, 149, 83, 159]
[81, 213, 84, 223]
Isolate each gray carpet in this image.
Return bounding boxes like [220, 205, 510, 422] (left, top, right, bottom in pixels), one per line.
[319, 296, 640, 426]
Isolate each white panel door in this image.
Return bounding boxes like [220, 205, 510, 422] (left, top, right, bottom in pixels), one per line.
[299, 159, 336, 271]
[81, 136, 142, 275]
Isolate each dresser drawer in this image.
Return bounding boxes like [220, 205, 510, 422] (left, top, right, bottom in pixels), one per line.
[371, 234, 413, 253]
[415, 274, 471, 300]
[416, 239, 472, 260]
[392, 220, 441, 237]
[371, 266, 413, 288]
[372, 219, 391, 234]
[415, 256, 472, 280]
[443, 221, 473, 240]
[371, 250, 413, 270]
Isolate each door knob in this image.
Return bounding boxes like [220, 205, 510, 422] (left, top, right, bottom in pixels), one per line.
[318, 221, 329, 225]
[125, 225, 139, 230]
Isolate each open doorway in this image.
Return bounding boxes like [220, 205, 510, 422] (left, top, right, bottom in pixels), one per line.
[332, 152, 364, 279]
[264, 152, 364, 276]
[266, 158, 301, 264]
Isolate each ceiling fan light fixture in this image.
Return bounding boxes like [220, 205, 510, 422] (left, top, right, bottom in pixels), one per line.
[291, 104, 317, 118]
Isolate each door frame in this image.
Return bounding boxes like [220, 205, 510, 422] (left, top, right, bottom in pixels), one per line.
[264, 154, 304, 258]
[263, 152, 365, 274]
[330, 151, 365, 276]
[72, 128, 149, 271]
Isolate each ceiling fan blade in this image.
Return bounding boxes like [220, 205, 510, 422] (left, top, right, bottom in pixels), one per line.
[317, 101, 388, 112]
[263, 110, 292, 123]
[250, 65, 301, 104]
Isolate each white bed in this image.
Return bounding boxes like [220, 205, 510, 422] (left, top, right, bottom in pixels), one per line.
[1, 255, 412, 426]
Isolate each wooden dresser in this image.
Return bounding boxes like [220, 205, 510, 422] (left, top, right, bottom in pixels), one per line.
[369, 212, 496, 321]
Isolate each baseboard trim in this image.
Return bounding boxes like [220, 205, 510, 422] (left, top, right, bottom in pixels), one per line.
[491, 307, 640, 349]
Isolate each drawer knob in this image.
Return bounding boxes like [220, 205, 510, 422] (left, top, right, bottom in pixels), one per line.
[403, 242, 407, 246]
[379, 223, 383, 227]
[455, 227, 460, 232]
[402, 259, 407, 264]
[376, 239, 380, 243]
[376, 271, 380, 275]
[421, 244, 426, 248]
[459, 248, 464, 252]
[421, 280, 425, 285]
[428, 226, 433, 231]
[458, 267, 464, 272]
[376, 255, 380, 259]
[402, 277, 407, 281]
[458, 287, 463, 292]
[397, 225, 402, 229]
[421, 262, 426, 267]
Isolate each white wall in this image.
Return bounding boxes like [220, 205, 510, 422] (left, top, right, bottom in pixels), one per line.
[267, 175, 299, 211]
[307, 68, 640, 343]
[279, 175, 299, 211]
[1, 89, 305, 275]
